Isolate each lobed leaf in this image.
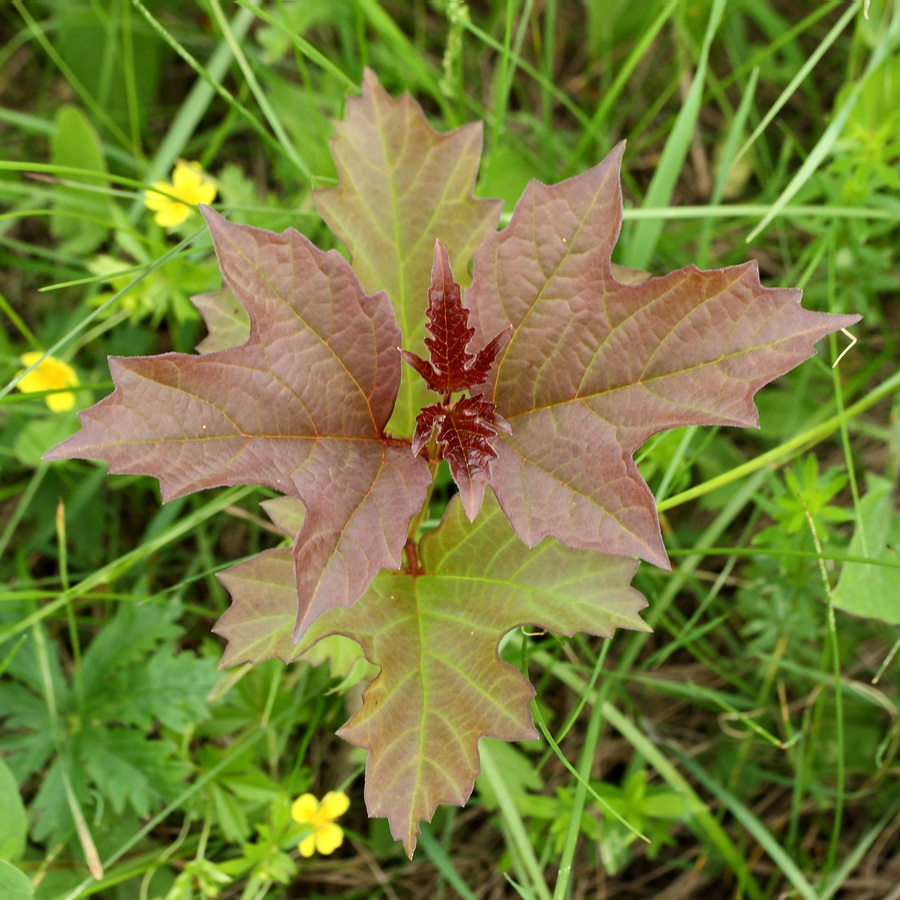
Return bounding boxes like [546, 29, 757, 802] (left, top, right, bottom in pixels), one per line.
[45, 209, 432, 636]
[401, 240, 512, 518]
[467, 143, 860, 566]
[411, 396, 510, 521]
[214, 491, 648, 856]
[39, 70, 864, 861]
[314, 69, 503, 437]
[400, 240, 511, 396]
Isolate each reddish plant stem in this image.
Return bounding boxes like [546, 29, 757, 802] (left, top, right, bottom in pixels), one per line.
[404, 538, 422, 575]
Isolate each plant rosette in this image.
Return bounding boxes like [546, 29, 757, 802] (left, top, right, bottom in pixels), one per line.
[45, 70, 859, 856]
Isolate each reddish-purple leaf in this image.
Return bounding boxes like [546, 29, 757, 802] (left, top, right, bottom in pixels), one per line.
[467, 143, 860, 566]
[313, 69, 502, 437]
[45, 208, 431, 636]
[411, 397, 510, 520]
[399, 240, 511, 396]
[213, 490, 649, 856]
[401, 241, 512, 519]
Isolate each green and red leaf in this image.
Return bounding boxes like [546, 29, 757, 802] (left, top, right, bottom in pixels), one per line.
[214, 491, 649, 855]
[313, 68, 503, 437]
[42, 70, 861, 860]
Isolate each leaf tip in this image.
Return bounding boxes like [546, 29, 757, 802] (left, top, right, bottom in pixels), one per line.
[41, 436, 76, 462]
[459, 479, 486, 522]
[198, 203, 218, 225]
[431, 237, 451, 277]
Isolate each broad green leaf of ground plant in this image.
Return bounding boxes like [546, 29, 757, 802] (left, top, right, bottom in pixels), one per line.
[50, 104, 110, 256]
[466, 143, 861, 566]
[313, 68, 503, 438]
[833, 475, 900, 623]
[46, 208, 433, 634]
[0, 758, 27, 861]
[0, 602, 212, 849]
[215, 492, 648, 855]
[0, 860, 33, 900]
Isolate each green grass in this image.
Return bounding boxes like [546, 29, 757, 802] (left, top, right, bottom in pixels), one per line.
[1, 1, 898, 898]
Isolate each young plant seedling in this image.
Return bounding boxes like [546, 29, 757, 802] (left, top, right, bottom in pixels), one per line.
[46, 70, 859, 855]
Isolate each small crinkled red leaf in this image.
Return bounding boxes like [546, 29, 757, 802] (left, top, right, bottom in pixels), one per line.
[467, 142, 861, 566]
[401, 240, 511, 397]
[314, 69, 502, 437]
[434, 396, 510, 520]
[213, 491, 649, 856]
[469, 324, 513, 386]
[410, 403, 443, 457]
[45, 208, 431, 636]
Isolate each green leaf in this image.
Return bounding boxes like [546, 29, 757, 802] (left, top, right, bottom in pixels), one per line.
[0, 758, 28, 862]
[313, 68, 502, 438]
[215, 491, 648, 855]
[80, 730, 191, 818]
[50, 105, 111, 255]
[80, 602, 181, 688]
[85, 646, 216, 732]
[12, 418, 79, 468]
[0, 860, 33, 900]
[191, 285, 251, 353]
[833, 476, 900, 623]
[474, 738, 542, 812]
[29, 756, 89, 845]
[208, 782, 252, 843]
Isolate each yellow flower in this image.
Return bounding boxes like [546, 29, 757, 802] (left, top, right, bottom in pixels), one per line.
[144, 160, 216, 227]
[290, 791, 350, 858]
[16, 352, 79, 412]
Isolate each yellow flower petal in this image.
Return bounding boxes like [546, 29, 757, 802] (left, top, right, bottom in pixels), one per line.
[143, 161, 216, 227]
[154, 201, 191, 228]
[297, 833, 317, 858]
[143, 182, 174, 212]
[172, 160, 203, 190]
[17, 352, 79, 412]
[315, 823, 344, 856]
[320, 791, 350, 819]
[172, 160, 217, 205]
[196, 182, 217, 205]
[290, 794, 319, 824]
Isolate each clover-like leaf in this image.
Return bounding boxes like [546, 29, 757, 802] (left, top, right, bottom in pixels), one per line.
[467, 143, 860, 565]
[46, 208, 431, 636]
[214, 491, 648, 855]
[314, 68, 502, 437]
